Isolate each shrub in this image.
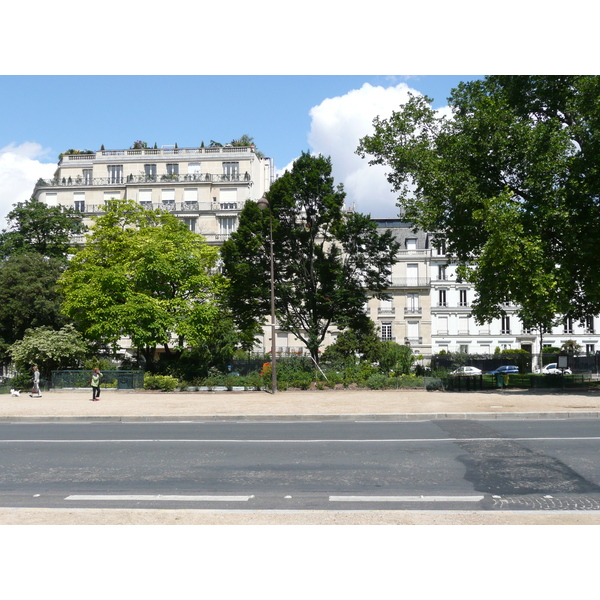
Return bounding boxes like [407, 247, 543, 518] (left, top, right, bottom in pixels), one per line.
[239, 371, 262, 390]
[366, 373, 389, 389]
[143, 373, 179, 391]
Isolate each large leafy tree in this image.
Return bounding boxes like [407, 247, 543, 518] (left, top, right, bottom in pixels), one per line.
[221, 152, 400, 362]
[357, 76, 600, 349]
[0, 253, 69, 361]
[59, 198, 224, 369]
[0, 197, 85, 261]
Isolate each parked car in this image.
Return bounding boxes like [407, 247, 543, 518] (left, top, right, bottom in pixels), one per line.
[487, 365, 519, 375]
[450, 366, 482, 376]
[537, 363, 572, 375]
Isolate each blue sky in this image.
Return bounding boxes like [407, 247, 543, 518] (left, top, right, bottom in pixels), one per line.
[0, 75, 482, 222]
[0, 0, 593, 225]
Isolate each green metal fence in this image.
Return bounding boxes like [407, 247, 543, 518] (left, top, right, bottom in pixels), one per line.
[51, 370, 144, 390]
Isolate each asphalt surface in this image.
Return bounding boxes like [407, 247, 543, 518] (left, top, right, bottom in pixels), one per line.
[2, 386, 600, 524]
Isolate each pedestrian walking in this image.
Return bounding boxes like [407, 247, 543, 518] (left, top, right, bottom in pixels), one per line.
[90, 367, 103, 401]
[30, 366, 42, 398]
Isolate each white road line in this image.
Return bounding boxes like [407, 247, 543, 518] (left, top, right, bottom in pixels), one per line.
[65, 494, 253, 502]
[329, 495, 485, 502]
[2, 436, 600, 443]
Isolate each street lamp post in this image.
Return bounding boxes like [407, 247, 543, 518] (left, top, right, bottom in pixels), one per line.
[257, 197, 277, 394]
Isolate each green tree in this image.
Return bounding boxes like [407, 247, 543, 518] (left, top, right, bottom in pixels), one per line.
[221, 152, 400, 362]
[59, 198, 224, 370]
[0, 197, 85, 261]
[379, 341, 415, 375]
[0, 253, 69, 361]
[9, 324, 89, 379]
[321, 321, 382, 365]
[357, 76, 600, 352]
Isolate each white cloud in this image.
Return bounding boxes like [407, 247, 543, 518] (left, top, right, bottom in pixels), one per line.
[306, 82, 425, 218]
[0, 143, 56, 226]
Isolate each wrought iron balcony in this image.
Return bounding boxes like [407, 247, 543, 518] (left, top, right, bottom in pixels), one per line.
[35, 172, 253, 189]
[74, 200, 246, 215]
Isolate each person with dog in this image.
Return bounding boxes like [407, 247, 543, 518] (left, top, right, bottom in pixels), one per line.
[90, 367, 103, 401]
[29, 365, 41, 398]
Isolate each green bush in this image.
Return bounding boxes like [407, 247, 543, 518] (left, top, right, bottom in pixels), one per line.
[143, 373, 179, 391]
[366, 373, 388, 389]
[8, 372, 33, 390]
[239, 371, 262, 390]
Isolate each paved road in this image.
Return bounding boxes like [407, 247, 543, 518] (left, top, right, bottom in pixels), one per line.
[2, 418, 600, 511]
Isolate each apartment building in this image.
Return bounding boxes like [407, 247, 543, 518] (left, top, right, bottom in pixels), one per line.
[365, 221, 599, 363]
[429, 235, 599, 361]
[33, 144, 274, 245]
[366, 220, 432, 356]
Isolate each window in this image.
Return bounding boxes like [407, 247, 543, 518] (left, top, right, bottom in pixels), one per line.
[501, 315, 511, 334]
[381, 322, 393, 341]
[379, 299, 394, 315]
[223, 162, 239, 178]
[437, 315, 448, 335]
[74, 192, 85, 212]
[438, 265, 446, 280]
[406, 321, 419, 342]
[83, 169, 93, 184]
[220, 188, 238, 209]
[183, 189, 198, 206]
[406, 238, 417, 252]
[586, 317, 595, 334]
[104, 192, 120, 203]
[276, 332, 288, 351]
[438, 289, 447, 307]
[459, 289, 468, 307]
[564, 317, 574, 334]
[166, 164, 179, 176]
[107, 165, 123, 184]
[182, 218, 196, 233]
[144, 164, 157, 180]
[458, 315, 469, 334]
[586, 344, 596, 355]
[459, 344, 469, 354]
[161, 189, 175, 209]
[219, 217, 237, 237]
[406, 293, 419, 313]
[436, 239, 446, 255]
[138, 189, 152, 207]
[407, 263, 418, 285]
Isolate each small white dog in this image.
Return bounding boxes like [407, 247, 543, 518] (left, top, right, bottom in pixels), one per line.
[10, 389, 20, 397]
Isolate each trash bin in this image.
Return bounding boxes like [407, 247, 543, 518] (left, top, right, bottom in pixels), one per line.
[497, 374, 504, 388]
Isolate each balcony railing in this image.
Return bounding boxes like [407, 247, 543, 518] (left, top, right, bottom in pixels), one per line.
[75, 201, 246, 215]
[396, 249, 429, 257]
[388, 277, 431, 288]
[69, 231, 235, 245]
[378, 307, 396, 315]
[36, 172, 253, 189]
[404, 307, 422, 314]
[60, 146, 257, 163]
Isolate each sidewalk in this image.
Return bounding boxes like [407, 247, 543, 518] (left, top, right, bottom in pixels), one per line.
[2, 386, 600, 420]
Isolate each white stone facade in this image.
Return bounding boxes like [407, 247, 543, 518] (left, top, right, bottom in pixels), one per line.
[33, 145, 273, 245]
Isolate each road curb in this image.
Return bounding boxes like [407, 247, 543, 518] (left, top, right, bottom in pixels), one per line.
[2, 411, 600, 422]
